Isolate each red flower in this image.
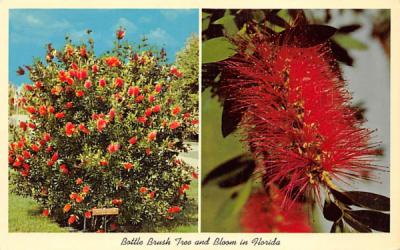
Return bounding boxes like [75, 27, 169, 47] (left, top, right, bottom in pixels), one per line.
[85, 211, 92, 219]
[129, 136, 137, 145]
[148, 95, 155, 103]
[179, 184, 190, 195]
[191, 119, 199, 125]
[169, 121, 181, 130]
[28, 123, 36, 129]
[70, 192, 78, 200]
[24, 84, 34, 91]
[22, 150, 31, 159]
[112, 198, 123, 206]
[51, 152, 59, 162]
[84, 80, 92, 89]
[48, 106, 55, 113]
[92, 64, 98, 73]
[75, 178, 83, 185]
[167, 206, 181, 214]
[128, 86, 140, 97]
[68, 215, 77, 225]
[116, 28, 125, 40]
[75, 195, 84, 203]
[99, 78, 106, 87]
[77, 69, 88, 80]
[80, 46, 87, 57]
[99, 160, 108, 166]
[135, 95, 145, 103]
[152, 105, 161, 113]
[55, 112, 65, 119]
[76, 90, 84, 97]
[146, 148, 151, 155]
[240, 188, 311, 233]
[145, 108, 152, 117]
[191, 172, 198, 179]
[172, 106, 181, 116]
[63, 203, 71, 213]
[35, 81, 43, 88]
[97, 118, 107, 132]
[46, 146, 53, 153]
[170, 66, 183, 78]
[137, 116, 147, 124]
[222, 35, 382, 206]
[155, 83, 162, 93]
[114, 77, 124, 88]
[42, 209, 49, 217]
[105, 57, 121, 68]
[39, 105, 47, 116]
[19, 121, 27, 131]
[82, 185, 90, 194]
[107, 143, 120, 154]
[47, 160, 54, 167]
[123, 162, 133, 170]
[65, 122, 76, 137]
[31, 144, 40, 152]
[78, 124, 90, 134]
[108, 108, 116, 120]
[43, 133, 51, 141]
[139, 187, 148, 193]
[58, 70, 68, 82]
[148, 131, 157, 141]
[26, 106, 36, 114]
[60, 164, 69, 174]
[149, 191, 155, 199]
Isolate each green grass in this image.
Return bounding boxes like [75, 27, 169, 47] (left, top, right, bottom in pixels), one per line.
[9, 192, 68, 232]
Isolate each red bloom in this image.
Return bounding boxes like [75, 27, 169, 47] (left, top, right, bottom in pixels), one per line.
[51, 152, 59, 162]
[135, 95, 145, 103]
[191, 119, 199, 125]
[63, 203, 71, 213]
[47, 160, 55, 167]
[43, 133, 51, 141]
[116, 28, 125, 40]
[240, 188, 311, 233]
[145, 108, 153, 117]
[68, 215, 77, 225]
[139, 187, 148, 193]
[65, 122, 75, 137]
[85, 211, 92, 219]
[75, 195, 84, 203]
[167, 206, 181, 214]
[35, 81, 43, 88]
[24, 84, 34, 92]
[128, 86, 140, 97]
[222, 35, 381, 206]
[82, 185, 90, 194]
[42, 209, 49, 217]
[99, 78, 106, 87]
[146, 148, 151, 155]
[76, 90, 84, 97]
[39, 105, 47, 116]
[84, 80, 92, 89]
[48, 106, 55, 113]
[155, 83, 162, 93]
[19, 121, 27, 131]
[148, 95, 155, 103]
[92, 64, 98, 73]
[46, 146, 53, 153]
[80, 46, 87, 57]
[114, 77, 124, 88]
[97, 118, 107, 132]
[77, 69, 88, 80]
[22, 150, 31, 159]
[191, 172, 199, 179]
[137, 116, 147, 124]
[129, 136, 137, 145]
[105, 57, 121, 68]
[112, 198, 123, 206]
[123, 162, 133, 170]
[172, 106, 181, 116]
[31, 144, 40, 152]
[78, 124, 90, 134]
[149, 191, 155, 199]
[26, 106, 36, 114]
[148, 131, 157, 141]
[169, 121, 181, 130]
[152, 105, 161, 113]
[107, 143, 120, 154]
[70, 192, 78, 200]
[28, 123, 36, 129]
[75, 178, 83, 185]
[55, 112, 65, 119]
[60, 164, 69, 174]
[179, 184, 190, 195]
[170, 66, 183, 78]
[99, 160, 108, 166]
[108, 108, 116, 120]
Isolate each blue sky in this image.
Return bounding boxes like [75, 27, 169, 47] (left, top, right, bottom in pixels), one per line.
[9, 9, 199, 86]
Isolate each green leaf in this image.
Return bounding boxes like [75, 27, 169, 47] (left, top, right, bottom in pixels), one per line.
[343, 213, 372, 232]
[323, 200, 343, 222]
[202, 37, 237, 64]
[213, 14, 239, 36]
[202, 12, 211, 19]
[216, 179, 253, 223]
[202, 18, 211, 32]
[348, 210, 390, 232]
[277, 9, 292, 24]
[333, 34, 368, 50]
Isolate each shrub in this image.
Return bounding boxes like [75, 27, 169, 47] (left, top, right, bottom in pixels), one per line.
[8, 29, 198, 232]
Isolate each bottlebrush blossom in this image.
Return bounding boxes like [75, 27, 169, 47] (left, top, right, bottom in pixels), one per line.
[105, 57, 121, 68]
[240, 188, 311, 232]
[221, 33, 381, 207]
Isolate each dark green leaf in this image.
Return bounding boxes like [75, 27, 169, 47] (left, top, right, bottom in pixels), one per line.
[343, 191, 390, 211]
[202, 154, 254, 185]
[323, 200, 343, 222]
[202, 37, 237, 64]
[330, 219, 344, 233]
[278, 24, 337, 48]
[337, 24, 361, 33]
[218, 160, 256, 188]
[348, 210, 390, 232]
[333, 34, 368, 50]
[221, 98, 244, 137]
[330, 40, 354, 66]
[343, 213, 372, 232]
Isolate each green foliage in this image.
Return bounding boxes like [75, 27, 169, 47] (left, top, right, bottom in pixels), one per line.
[202, 37, 237, 64]
[8, 30, 198, 232]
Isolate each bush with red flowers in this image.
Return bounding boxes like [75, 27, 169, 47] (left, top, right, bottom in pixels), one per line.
[8, 29, 198, 231]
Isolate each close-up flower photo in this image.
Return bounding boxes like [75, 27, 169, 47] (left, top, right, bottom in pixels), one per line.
[202, 9, 390, 233]
[8, 9, 199, 233]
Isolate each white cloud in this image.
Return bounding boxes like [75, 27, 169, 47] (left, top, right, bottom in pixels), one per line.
[138, 16, 152, 24]
[114, 17, 137, 32]
[160, 9, 194, 21]
[146, 28, 177, 47]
